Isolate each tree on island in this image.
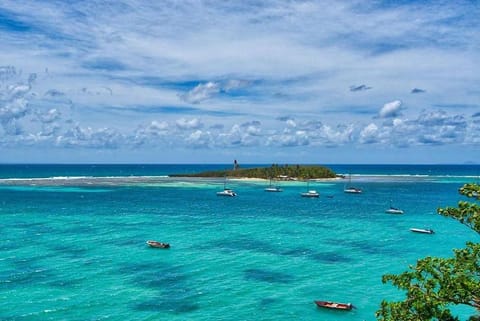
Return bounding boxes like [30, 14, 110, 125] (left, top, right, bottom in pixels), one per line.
[376, 183, 480, 321]
[170, 164, 336, 179]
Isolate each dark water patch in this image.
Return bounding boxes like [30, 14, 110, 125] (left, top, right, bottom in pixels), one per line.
[10, 256, 45, 270]
[0, 240, 22, 251]
[244, 268, 294, 284]
[259, 297, 278, 307]
[119, 262, 189, 290]
[347, 240, 386, 255]
[325, 238, 403, 257]
[47, 277, 84, 288]
[280, 247, 316, 257]
[9, 220, 46, 229]
[325, 238, 379, 254]
[310, 251, 352, 263]
[208, 237, 279, 256]
[56, 224, 98, 236]
[50, 244, 89, 258]
[1, 265, 56, 288]
[10, 220, 57, 236]
[140, 269, 188, 288]
[109, 237, 147, 247]
[0, 314, 17, 321]
[122, 262, 200, 314]
[135, 296, 199, 314]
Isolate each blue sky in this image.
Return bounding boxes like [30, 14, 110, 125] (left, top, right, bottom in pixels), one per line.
[0, 0, 479, 164]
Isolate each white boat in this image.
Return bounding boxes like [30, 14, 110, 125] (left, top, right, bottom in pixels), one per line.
[301, 190, 319, 198]
[217, 176, 237, 197]
[386, 207, 404, 214]
[344, 187, 362, 194]
[301, 180, 319, 197]
[344, 174, 362, 194]
[386, 201, 404, 214]
[410, 228, 434, 234]
[265, 178, 283, 192]
[216, 189, 237, 197]
[265, 186, 283, 192]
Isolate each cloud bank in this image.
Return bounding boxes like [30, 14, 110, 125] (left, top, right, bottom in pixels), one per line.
[0, 1, 479, 162]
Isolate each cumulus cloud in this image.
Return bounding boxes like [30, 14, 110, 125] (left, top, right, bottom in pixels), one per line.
[37, 108, 61, 124]
[178, 78, 251, 104]
[185, 130, 212, 148]
[240, 121, 261, 136]
[179, 82, 221, 104]
[267, 130, 310, 147]
[56, 125, 125, 149]
[0, 82, 32, 135]
[360, 110, 470, 147]
[0, 66, 17, 82]
[378, 100, 403, 118]
[223, 79, 250, 91]
[176, 118, 203, 130]
[321, 124, 354, 146]
[359, 123, 380, 144]
[286, 119, 296, 128]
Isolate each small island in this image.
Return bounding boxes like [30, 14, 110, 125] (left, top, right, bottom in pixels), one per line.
[170, 164, 337, 180]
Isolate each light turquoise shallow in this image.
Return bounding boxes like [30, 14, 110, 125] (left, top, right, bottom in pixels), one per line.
[0, 164, 479, 321]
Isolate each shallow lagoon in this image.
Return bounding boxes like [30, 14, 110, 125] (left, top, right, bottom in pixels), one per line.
[1, 164, 479, 321]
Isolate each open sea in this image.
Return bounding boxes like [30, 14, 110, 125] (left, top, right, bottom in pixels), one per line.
[1, 164, 479, 321]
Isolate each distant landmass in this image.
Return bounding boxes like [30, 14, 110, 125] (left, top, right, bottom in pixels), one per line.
[170, 164, 337, 180]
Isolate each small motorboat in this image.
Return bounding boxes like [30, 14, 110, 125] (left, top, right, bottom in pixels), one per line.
[344, 175, 362, 194]
[216, 189, 237, 197]
[301, 190, 320, 198]
[410, 228, 434, 234]
[146, 240, 170, 248]
[386, 207, 404, 214]
[265, 186, 283, 192]
[344, 187, 362, 194]
[314, 300, 353, 311]
[265, 179, 283, 192]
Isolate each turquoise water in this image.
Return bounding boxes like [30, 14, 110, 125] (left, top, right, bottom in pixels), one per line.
[1, 164, 479, 320]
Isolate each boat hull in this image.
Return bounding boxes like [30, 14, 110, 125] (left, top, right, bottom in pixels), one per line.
[410, 228, 434, 234]
[217, 189, 237, 197]
[386, 209, 404, 214]
[314, 300, 353, 311]
[265, 187, 283, 192]
[146, 240, 170, 248]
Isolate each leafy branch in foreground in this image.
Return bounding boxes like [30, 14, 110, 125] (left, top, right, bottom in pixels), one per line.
[376, 183, 480, 321]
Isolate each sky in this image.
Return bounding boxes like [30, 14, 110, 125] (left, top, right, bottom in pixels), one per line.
[0, 0, 479, 164]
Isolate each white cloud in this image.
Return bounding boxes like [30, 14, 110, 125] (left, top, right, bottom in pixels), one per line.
[175, 118, 203, 130]
[286, 119, 296, 128]
[359, 123, 380, 144]
[378, 100, 403, 118]
[0, 1, 478, 162]
[56, 125, 125, 149]
[179, 82, 220, 104]
[186, 130, 212, 148]
[37, 109, 61, 124]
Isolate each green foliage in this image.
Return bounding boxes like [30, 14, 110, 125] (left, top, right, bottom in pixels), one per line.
[170, 164, 336, 179]
[376, 183, 480, 321]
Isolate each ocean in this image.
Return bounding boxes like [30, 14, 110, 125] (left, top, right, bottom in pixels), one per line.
[1, 164, 479, 321]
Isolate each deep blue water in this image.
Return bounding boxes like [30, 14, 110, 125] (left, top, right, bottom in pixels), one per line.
[0, 163, 478, 178]
[0, 164, 479, 321]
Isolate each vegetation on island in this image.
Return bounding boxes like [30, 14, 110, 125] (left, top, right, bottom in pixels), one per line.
[170, 164, 337, 180]
[376, 183, 480, 321]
